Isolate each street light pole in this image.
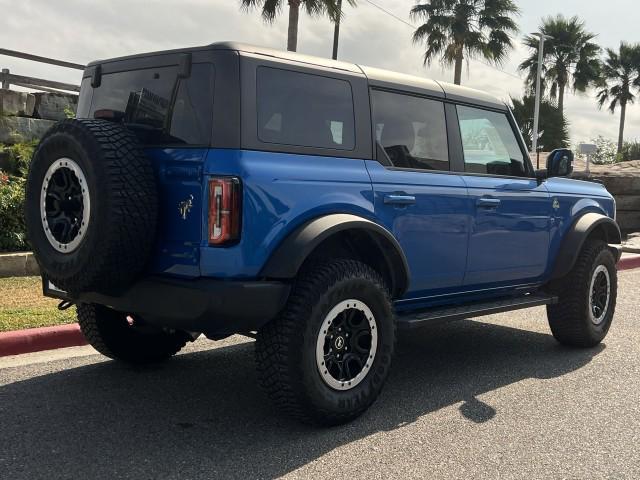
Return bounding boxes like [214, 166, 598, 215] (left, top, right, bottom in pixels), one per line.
[332, 0, 342, 60]
[531, 32, 553, 161]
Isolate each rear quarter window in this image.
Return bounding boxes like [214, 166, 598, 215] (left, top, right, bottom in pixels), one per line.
[371, 89, 449, 171]
[82, 63, 214, 146]
[256, 67, 356, 151]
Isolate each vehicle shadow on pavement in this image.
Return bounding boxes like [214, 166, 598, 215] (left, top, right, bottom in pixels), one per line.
[0, 319, 603, 479]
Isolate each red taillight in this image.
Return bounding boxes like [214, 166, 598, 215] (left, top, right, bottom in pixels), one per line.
[208, 177, 241, 245]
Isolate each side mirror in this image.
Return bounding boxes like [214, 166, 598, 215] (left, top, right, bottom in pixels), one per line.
[535, 168, 548, 184]
[546, 149, 574, 177]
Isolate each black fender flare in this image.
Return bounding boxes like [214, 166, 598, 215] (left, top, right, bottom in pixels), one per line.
[260, 214, 410, 298]
[551, 212, 622, 280]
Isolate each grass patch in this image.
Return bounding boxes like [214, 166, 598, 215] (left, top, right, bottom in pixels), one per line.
[0, 276, 76, 332]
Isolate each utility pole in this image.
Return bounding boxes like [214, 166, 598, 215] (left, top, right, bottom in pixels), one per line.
[531, 32, 553, 160]
[332, 0, 342, 60]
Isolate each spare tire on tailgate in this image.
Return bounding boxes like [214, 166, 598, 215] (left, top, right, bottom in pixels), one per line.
[25, 119, 158, 295]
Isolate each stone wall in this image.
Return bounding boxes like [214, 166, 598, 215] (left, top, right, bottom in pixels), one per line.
[573, 173, 640, 234]
[596, 176, 640, 234]
[0, 116, 55, 143]
[0, 89, 77, 145]
[0, 90, 35, 117]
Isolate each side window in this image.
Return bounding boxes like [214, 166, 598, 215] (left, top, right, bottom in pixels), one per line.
[256, 67, 355, 150]
[457, 106, 527, 177]
[371, 90, 449, 171]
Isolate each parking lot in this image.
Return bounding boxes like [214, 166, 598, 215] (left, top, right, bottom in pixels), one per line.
[1, 269, 639, 479]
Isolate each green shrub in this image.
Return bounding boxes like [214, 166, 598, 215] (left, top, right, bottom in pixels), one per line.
[619, 141, 640, 162]
[0, 173, 28, 252]
[0, 141, 35, 251]
[0, 141, 37, 177]
[63, 106, 76, 119]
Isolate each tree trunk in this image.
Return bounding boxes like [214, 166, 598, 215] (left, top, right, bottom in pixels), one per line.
[287, 0, 301, 52]
[454, 47, 463, 85]
[557, 82, 565, 113]
[332, 0, 342, 60]
[618, 101, 627, 154]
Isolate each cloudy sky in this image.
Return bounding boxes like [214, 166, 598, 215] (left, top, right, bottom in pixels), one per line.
[1, 0, 638, 144]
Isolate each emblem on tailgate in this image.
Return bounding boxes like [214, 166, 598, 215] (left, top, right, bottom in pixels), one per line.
[178, 194, 194, 220]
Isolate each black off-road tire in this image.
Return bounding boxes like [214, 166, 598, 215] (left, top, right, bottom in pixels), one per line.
[255, 259, 396, 426]
[547, 240, 617, 347]
[77, 303, 190, 364]
[25, 119, 157, 295]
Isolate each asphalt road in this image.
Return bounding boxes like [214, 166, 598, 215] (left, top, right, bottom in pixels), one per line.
[1, 271, 640, 479]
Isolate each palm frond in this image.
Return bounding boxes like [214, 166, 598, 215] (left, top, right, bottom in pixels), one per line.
[239, 0, 283, 22]
[411, 0, 519, 81]
[597, 41, 640, 114]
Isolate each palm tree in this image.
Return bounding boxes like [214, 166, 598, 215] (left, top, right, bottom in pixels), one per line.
[596, 42, 640, 153]
[240, 0, 354, 53]
[519, 15, 601, 113]
[410, 0, 520, 86]
[510, 95, 569, 152]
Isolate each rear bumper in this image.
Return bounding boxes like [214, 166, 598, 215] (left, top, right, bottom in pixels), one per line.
[44, 276, 291, 336]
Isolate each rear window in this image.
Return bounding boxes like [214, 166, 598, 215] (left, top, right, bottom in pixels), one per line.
[371, 90, 449, 171]
[80, 63, 214, 146]
[256, 67, 355, 150]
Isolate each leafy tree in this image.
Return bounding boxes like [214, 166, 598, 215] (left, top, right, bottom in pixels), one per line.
[240, 0, 354, 52]
[519, 15, 601, 113]
[510, 95, 569, 152]
[596, 42, 640, 153]
[410, 0, 520, 85]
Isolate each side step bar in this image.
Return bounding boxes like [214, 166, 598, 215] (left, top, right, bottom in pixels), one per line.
[396, 293, 558, 330]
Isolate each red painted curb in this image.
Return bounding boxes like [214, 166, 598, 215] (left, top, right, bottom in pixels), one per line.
[0, 323, 87, 357]
[619, 255, 640, 271]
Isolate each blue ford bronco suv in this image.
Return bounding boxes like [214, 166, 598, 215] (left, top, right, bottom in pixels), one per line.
[25, 42, 621, 425]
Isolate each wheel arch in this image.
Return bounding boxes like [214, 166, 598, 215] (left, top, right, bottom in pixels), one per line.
[550, 212, 622, 280]
[260, 214, 410, 298]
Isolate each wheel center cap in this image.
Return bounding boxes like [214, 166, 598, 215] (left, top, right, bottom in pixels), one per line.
[334, 336, 345, 350]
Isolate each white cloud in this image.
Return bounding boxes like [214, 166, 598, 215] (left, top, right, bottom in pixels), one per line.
[0, 0, 637, 144]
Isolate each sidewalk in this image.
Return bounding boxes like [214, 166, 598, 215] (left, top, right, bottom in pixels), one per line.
[622, 233, 640, 254]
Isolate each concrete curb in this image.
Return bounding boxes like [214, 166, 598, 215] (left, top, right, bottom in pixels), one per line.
[0, 252, 40, 278]
[0, 323, 86, 357]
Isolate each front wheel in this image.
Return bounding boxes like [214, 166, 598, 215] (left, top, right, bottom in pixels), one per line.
[547, 240, 617, 347]
[256, 260, 396, 425]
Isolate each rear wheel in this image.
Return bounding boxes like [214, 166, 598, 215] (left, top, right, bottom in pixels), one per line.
[547, 240, 617, 347]
[256, 259, 396, 425]
[77, 303, 190, 364]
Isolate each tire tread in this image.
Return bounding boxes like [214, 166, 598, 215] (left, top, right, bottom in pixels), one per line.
[256, 259, 395, 425]
[547, 240, 617, 347]
[26, 119, 158, 294]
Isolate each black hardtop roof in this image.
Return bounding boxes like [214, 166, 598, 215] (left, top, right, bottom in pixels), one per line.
[87, 41, 506, 110]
